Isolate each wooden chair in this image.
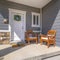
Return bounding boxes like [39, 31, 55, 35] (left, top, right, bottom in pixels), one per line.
[25, 30, 38, 44]
[40, 30, 56, 48]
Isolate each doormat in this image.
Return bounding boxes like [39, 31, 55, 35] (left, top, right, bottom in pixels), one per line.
[24, 51, 60, 60]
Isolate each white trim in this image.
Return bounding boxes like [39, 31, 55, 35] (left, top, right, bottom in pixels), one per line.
[9, 8, 26, 41]
[0, 30, 10, 32]
[9, 8, 26, 15]
[32, 12, 40, 15]
[32, 12, 40, 27]
[33, 30, 40, 33]
[9, 8, 26, 31]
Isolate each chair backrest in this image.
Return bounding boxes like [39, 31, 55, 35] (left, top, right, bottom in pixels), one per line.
[25, 30, 33, 38]
[48, 30, 56, 34]
[27, 30, 33, 34]
[47, 30, 56, 38]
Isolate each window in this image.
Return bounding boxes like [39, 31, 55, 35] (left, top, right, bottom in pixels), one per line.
[32, 12, 40, 27]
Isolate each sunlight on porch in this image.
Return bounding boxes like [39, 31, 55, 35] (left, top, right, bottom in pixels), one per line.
[0, 44, 60, 60]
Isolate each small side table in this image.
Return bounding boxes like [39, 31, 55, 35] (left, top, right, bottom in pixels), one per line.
[33, 31, 41, 43]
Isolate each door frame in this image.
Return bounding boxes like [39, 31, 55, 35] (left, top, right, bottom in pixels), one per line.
[9, 8, 26, 41]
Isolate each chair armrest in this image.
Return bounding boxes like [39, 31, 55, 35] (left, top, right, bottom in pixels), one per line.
[48, 35, 55, 40]
[40, 34, 47, 37]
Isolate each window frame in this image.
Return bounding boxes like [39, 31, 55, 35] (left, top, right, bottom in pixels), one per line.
[32, 12, 40, 27]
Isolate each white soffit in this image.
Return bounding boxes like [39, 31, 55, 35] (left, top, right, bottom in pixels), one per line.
[8, 0, 52, 8]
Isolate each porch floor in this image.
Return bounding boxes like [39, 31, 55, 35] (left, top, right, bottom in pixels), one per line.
[0, 44, 60, 60]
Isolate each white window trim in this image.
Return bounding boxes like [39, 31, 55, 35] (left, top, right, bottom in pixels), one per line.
[33, 30, 40, 33]
[32, 12, 40, 27]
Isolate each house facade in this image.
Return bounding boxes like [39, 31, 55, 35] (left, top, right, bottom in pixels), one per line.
[0, 0, 60, 46]
[0, 0, 40, 42]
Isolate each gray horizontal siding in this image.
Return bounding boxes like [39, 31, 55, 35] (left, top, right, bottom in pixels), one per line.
[0, 0, 40, 31]
[42, 0, 60, 46]
[0, 27, 8, 30]
[51, 10, 60, 45]
[26, 12, 40, 31]
[0, 13, 8, 30]
[56, 41, 60, 46]
[0, 24, 8, 27]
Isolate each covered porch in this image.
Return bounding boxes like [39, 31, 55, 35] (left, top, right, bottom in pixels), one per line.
[0, 0, 60, 60]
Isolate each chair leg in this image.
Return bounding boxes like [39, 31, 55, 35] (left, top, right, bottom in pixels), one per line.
[36, 40, 38, 44]
[40, 39, 42, 45]
[54, 42, 56, 47]
[28, 40, 30, 44]
[47, 42, 50, 48]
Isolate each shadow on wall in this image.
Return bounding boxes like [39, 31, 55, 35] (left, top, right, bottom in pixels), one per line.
[42, 0, 60, 34]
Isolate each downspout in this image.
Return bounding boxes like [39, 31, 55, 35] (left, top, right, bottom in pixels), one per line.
[40, 8, 42, 34]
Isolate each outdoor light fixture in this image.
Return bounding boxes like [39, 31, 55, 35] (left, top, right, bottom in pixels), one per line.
[3, 19, 8, 24]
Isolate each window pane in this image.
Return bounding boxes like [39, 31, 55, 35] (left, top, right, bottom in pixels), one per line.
[33, 15, 35, 25]
[37, 16, 38, 25]
[32, 13, 40, 27]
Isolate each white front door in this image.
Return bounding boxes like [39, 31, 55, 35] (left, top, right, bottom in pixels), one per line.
[9, 9, 26, 42]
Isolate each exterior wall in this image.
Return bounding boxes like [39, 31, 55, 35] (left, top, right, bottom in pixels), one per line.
[0, 1, 9, 30]
[42, 0, 60, 46]
[0, 0, 40, 31]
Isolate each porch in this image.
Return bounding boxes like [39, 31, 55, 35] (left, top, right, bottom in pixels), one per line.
[0, 44, 60, 60]
[0, 0, 60, 60]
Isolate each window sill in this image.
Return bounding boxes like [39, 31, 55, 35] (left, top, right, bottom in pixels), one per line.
[0, 30, 10, 32]
[32, 25, 40, 27]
